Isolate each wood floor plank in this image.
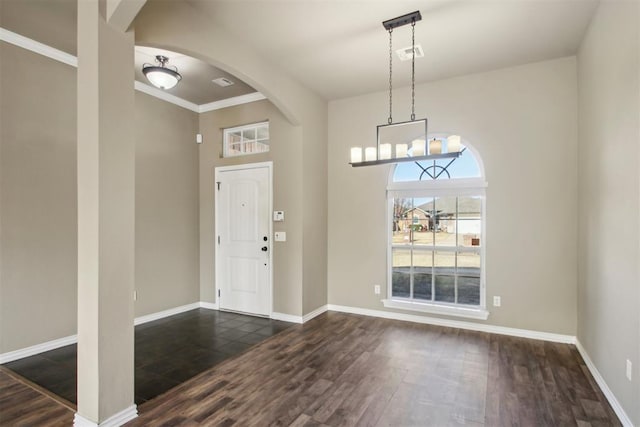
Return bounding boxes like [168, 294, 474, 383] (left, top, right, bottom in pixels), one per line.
[126, 312, 622, 426]
[1, 312, 623, 426]
[0, 370, 74, 426]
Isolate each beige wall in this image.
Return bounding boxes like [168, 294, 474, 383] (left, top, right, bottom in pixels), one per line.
[328, 57, 578, 335]
[0, 43, 202, 353]
[134, 92, 200, 316]
[136, 1, 329, 317]
[302, 100, 328, 315]
[198, 100, 304, 316]
[0, 43, 78, 353]
[577, 2, 640, 424]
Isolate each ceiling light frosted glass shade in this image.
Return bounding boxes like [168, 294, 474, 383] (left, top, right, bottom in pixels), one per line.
[143, 67, 181, 90]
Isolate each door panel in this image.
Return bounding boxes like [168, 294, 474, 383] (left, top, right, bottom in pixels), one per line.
[216, 166, 270, 316]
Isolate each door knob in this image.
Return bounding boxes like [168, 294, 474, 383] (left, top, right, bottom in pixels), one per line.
[261, 246, 268, 252]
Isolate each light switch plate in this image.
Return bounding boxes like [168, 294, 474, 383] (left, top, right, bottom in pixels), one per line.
[273, 211, 285, 222]
[274, 231, 286, 242]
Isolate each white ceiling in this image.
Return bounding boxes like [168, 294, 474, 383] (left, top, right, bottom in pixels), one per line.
[1, 0, 599, 103]
[184, 0, 599, 100]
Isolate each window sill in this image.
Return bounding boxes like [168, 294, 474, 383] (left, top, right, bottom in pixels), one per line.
[381, 299, 489, 320]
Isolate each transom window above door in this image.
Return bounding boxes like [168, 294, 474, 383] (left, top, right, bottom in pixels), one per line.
[223, 121, 269, 157]
[384, 135, 489, 320]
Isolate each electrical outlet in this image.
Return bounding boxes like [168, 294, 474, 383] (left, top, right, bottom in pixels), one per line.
[626, 360, 632, 381]
[493, 296, 501, 307]
[374, 285, 381, 295]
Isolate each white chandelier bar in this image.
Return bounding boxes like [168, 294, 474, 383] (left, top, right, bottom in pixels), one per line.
[350, 134, 462, 167]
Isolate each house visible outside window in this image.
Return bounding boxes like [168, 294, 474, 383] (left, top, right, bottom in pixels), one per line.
[384, 135, 488, 319]
[223, 121, 269, 157]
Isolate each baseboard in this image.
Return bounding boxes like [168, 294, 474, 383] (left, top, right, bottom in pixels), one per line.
[134, 302, 201, 326]
[575, 340, 633, 427]
[326, 304, 576, 344]
[199, 301, 219, 310]
[302, 304, 328, 323]
[271, 312, 303, 323]
[0, 334, 77, 364]
[1, 302, 215, 363]
[74, 405, 137, 427]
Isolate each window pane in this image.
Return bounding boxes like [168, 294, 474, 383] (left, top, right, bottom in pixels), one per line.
[392, 198, 413, 245]
[254, 140, 269, 153]
[457, 252, 480, 305]
[458, 196, 482, 248]
[434, 250, 455, 273]
[392, 162, 433, 182]
[411, 197, 433, 247]
[229, 131, 242, 143]
[392, 248, 411, 298]
[224, 123, 270, 157]
[413, 251, 432, 300]
[434, 251, 455, 302]
[434, 275, 455, 303]
[242, 127, 256, 141]
[433, 197, 457, 247]
[257, 124, 269, 140]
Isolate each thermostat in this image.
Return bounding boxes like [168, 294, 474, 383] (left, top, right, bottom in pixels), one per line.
[273, 211, 285, 222]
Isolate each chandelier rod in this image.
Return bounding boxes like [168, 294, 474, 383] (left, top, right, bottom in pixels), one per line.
[388, 28, 393, 124]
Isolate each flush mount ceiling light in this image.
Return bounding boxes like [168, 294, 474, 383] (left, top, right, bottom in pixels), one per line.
[142, 55, 182, 90]
[350, 11, 461, 167]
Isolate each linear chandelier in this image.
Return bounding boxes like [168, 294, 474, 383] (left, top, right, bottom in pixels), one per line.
[350, 11, 461, 167]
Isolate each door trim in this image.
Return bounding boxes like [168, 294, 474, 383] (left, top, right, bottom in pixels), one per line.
[214, 161, 273, 317]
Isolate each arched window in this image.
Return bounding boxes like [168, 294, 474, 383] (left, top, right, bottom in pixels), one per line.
[384, 134, 488, 319]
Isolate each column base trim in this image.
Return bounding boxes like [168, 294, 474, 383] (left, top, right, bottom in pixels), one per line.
[74, 405, 137, 427]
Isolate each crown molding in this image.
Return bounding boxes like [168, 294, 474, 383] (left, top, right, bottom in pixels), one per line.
[0, 27, 77, 67]
[1, 26, 266, 113]
[134, 81, 200, 112]
[199, 92, 267, 113]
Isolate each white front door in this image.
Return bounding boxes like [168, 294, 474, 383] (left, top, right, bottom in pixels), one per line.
[215, 164, 271, 316]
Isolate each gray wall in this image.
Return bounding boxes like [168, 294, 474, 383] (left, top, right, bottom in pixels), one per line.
[328, 56, 578, 335]
[198, 100, 305, 316]
[302, 99, 328, 316]
[136, 0, 330, 317]
[577, 2, 640, 424]
[0, 43, 78, 353]
[135, 92, 200, 316]
[0, 43, 201, 353]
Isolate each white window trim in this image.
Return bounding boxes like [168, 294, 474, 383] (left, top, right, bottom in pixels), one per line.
[222, 120, 269, 158]
[385, 137, 488, 320]
[382, 298, 489, 320]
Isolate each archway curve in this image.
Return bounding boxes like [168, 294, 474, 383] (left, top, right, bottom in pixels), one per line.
[133, 1, 318, 127]
[387, 132, 486, 185]
[135, 41, 301, 126]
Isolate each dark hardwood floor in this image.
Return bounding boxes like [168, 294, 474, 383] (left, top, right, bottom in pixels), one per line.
[0, 368, 74, 426]
[128, 312, 620, 426]
[2, 309, 293, 404]
[0, 311, 621, 426]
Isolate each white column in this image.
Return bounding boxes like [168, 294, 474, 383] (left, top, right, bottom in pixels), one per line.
[76, 0, 136, 424]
